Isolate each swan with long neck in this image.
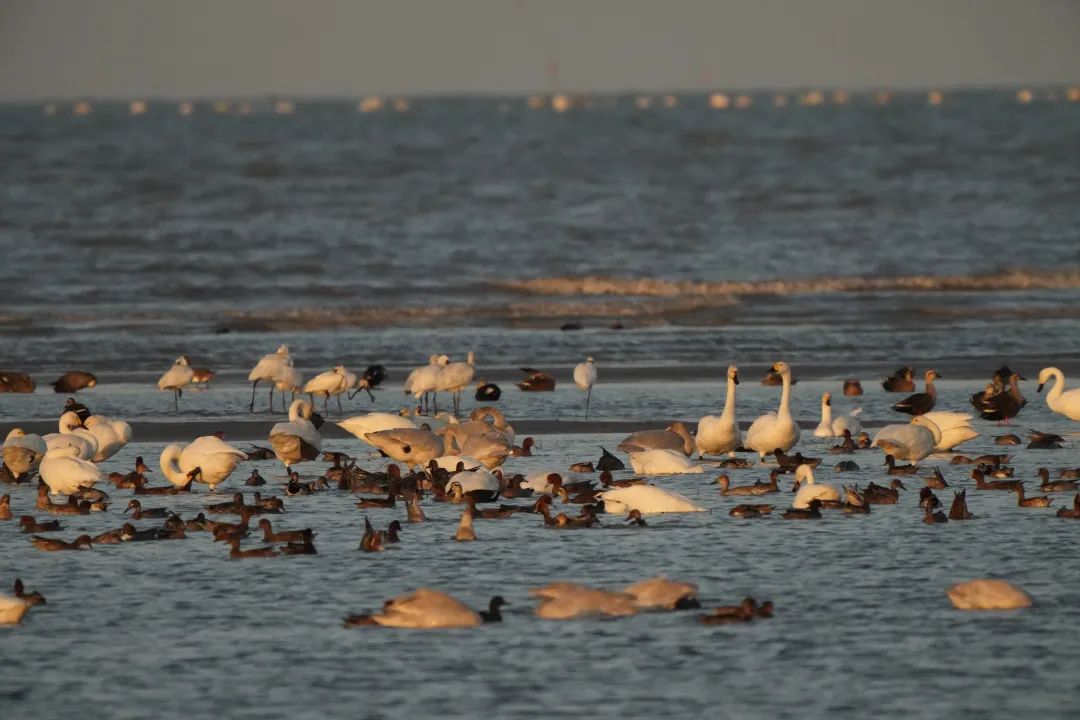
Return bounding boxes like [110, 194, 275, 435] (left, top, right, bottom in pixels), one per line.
[814, 392, 862, 438]
[792, 464, 839, 509]
[696, 365, 741, 457]
[1037, 367, 1080, 421]
[160, 435, 247, 489]
[744, 361, 800, 459]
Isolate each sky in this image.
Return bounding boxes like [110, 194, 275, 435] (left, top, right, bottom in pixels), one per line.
[1, 0, 1078, 100]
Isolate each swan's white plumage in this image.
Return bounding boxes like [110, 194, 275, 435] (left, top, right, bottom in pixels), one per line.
[813, 393, 862, 438]
[337, 413, 418, 443]
[40, 445, 102, 495]
[628, 449, 704, 475]
[362, 588, 482, 628]
[696, 366, 741, 456]
[84, 415, 133, 462]
[911, 412, 977, 451]
[744, 361, 800, 457]
[3, 428, 47, 472]
[269, 400, 322, 467]
[160, 436, 247, 489]
[598, 485, 706, 515]
[43, 411, 98, 461]
[449, 470, 499, 494]
[0, 593, 29, 625]
[1038, 367, 1080, 421]
[792, 464, 839, 508]
[872, 423, 936, 461]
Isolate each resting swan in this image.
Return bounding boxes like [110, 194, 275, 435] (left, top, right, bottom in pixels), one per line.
[598, 485, 706, 515]
[1037, 367, 1080, 421]
[39, 445, 102, 495]
[911, 412, 977, 451]
[792, 464, 839, 509]
[696, 365, 741, 457]
[43, 411, 98, 461]
[337, 413, 418, 443]
[3, 429, 47, 474]
[628, 449, 704, 475]
[161, 436, 247, 489]
[619, 422, 695, 456]
[83, 415, 133, 462]
[872, 423, 935, 462]
[345, 588, 485, 628]
[813, 392, 862, 438]
[269, 399, 322, 468]
[531, 582, 638, 619]
[745, 361, 801, 458]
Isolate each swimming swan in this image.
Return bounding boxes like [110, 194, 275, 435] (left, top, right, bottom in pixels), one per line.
[628, 449, 705, 475]
[872, 423, 936, 462]
[598, 485, 706, 515]
[745, 361, 801, 458]
[161, 436, 247, 489]
[696, 365, 741, 457]
[1037, 367, 1080, 421]
[39, 445, 102, 495]
[792, 464, 839, 509]
[813, 392, 862, 438]
[911, 412, 978, 451]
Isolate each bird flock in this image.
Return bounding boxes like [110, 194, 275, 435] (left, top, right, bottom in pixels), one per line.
[3, 351, 1079, 626]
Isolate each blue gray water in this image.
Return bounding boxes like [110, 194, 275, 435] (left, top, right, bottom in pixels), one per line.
[3, 91, 1080, 719]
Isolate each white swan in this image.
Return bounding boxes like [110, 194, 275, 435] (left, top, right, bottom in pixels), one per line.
[696, 365, 741, 457]
[3, 429, 47, 474]
[364, 427, 443, 467]
[792, 464, 839, 509]
[1038, 367, 1080, 421]
[160, 436, 247, 489]
[338, 412, 418, 444]
[744, 361, 801, 458]
[43, 411, 98, 461]
[444, 420, 512, 469]
[813, 392, 862, 438]
[619, 422, 695, 456]
[521, 469, 589, 493]
[249, 344, 293, 412]
[532, 583, 638, 619]
[598, 485, 706, 515]
[399, 406, 458, 433]
[469, 407, 515, 445]
[622, 576, 699, 610]
[158, 355, 195, 410]
[449, 470, 500, 495]
[628, 449, 705, 475]
[573, 357, 597, 419]
[911, 412, 978, 451]
[872, 423, 936, 462]
[83, 415, 133, 462]
[304, 366, 350, 413]
[435, 352, 475, 414]
[39, 445, 102, 495]
[269, 399, 322, 468]
[350, 588, 482, 628]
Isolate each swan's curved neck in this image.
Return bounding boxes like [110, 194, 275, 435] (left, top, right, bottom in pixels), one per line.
[160, 446, 187, 485]
[1046, 369, 1066, 407]
[721, 376, 737, 419]
[819, 400, 832, 425]
[777, 372, 793, 420]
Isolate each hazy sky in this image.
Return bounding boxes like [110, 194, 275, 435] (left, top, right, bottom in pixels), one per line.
[1, 0, 1078, 99]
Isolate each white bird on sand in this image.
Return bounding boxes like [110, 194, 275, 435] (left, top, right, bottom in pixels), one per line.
[43, 411, 98, 461]
[628, 449, 704, 475]
[696, 365, 741, 457]
[744, 361, 800, 459]
[1037, 367, 1080, 421]
[435, 352, 475, 415]
[813, 392, 862, 438]
[269, 399, 322, 469]
[39, 445, 101, 495]
[3, 428, 47, 475]
[248, 344, 293, 412]
[574, 357, 597, 419]
[337, 412, 418, 444]
[303, 366, 350, 414]
[597, 484, 705, 515]
[158, 355, 195, 411]
[273, 365, 304, 409]
[83, 415, 133, 462]
[160, 435, 247, 489]
[792, 464, 839, 509]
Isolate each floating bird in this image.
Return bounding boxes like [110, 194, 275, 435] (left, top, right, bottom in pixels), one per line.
[52, 371, 97, 393]
[83, 414, 132, 462]
[39, 446, 101, 495]
[881, 366, 916, 393]
[0, 372, 35, 393]
[696, 365, 741, 457]
[1037, 367, 1080, 421]
[814, 392, 862, 438]
[269, 400, 322, 469]
[892, 369, 940, 416]
[745, 361, 800, 458]
[344, 589, 495, 628]
[160, 435, 246, 490]
[619, 422, 695, 456]
[517, 367, 556, 392]
[792, 465, 839, 509]
[977, 372, 1027, 423]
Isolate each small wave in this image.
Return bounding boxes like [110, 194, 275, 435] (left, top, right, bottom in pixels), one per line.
[495, 269, 1080, 298]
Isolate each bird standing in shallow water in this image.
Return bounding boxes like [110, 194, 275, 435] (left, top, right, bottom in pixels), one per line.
[574, 357, 597, 419]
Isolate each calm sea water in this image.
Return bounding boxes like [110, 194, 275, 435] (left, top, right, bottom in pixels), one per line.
[3, 91, 1080, 719]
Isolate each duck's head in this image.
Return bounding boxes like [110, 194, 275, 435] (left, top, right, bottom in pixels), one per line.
[713, 474, 730, 489]
[926, 369, 941, 382]
[123, 500, 140, 514]
[890, 479, 907, 490]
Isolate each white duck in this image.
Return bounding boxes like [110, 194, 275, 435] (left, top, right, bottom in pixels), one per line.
[248, 344, 293, 412]
[911, 412, 977, 451]
[696, 365, 741, 457]
[83, 415, 133, 462]
[872, 423, 936, 462]
[39, 445, 102, 495]
[160, 435, 247, 489]
[1037, 367, 1080, 421]
[304, 366, 350, 413]
[792, 464, 839, 509]
[3, 428, 47, 474]
[597, 485, 706, 514]
[813, 392, 862, 438]
[745, 361, 801, 458]
[43, 411, 98, 461]
[628, 449, 705, 475]
[337, 412, 418, 444]
[269, 399, 322, 468]
[158, 355, 195, 410]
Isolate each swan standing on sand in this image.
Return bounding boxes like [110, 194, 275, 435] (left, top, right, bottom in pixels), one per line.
[628, 449, 704, 475]
[1037, 367, 1080, 421]
[160, 436, 247, 489]
[745, 361, 800, 458]
[43, 411, 98, 461]
[598, 484, 705, 515]
[911, 412, 978, 451]
[574, 357, 597, 419]
[39, 445, 101, 495]
[696, 365, 741, 457]
[303, 366, 350, 413]
[3, 429, 47, 475]
[813, 392, 862, 438]
[269, 399, 322, 469]
[248, 345, 293, 412]
[337, 413, 418, 444]
[872, 423, 936, 462]
[792, 464, 839, 509]
[435, 352, 475, 415]
[158, 356, 195, 411]
[83, 415, 133, 462]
